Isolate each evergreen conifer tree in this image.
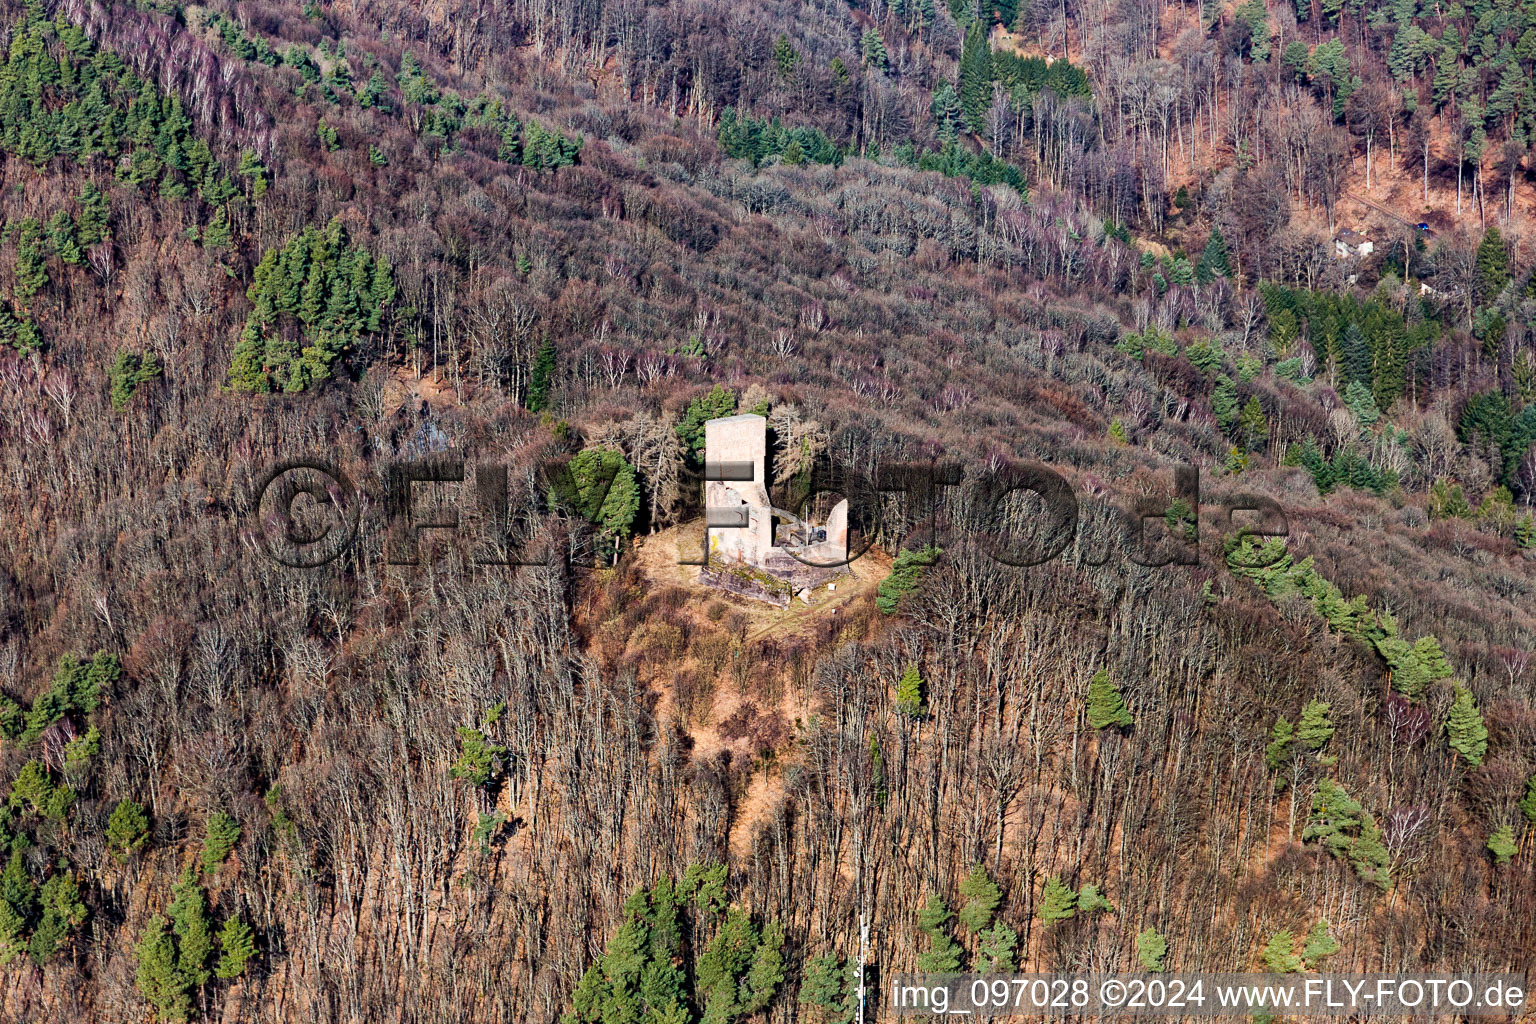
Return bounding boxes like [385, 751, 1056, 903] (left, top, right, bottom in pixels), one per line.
[1136, 927, 1167, 971]
[1039, 876, 1076, 923]
[896, 664, 927, 718]
[1196, 227, 1232, 282]
[107, 799, 150, 861]
[201, 206, 231, 249]
[956, 864, 1001, 932]
[1475, 227, 1510, 304]
[1076, 883, 1113, 913]
[799, 954, 855, 1024]
[135, 914, 193, 1022]
[915, 892, 962, 971]
[958, 21, 994, 134]
[1239, 395, 1270, 450]
[227, 323, 270, 393]
[1302, 921, 1340, 964]
[1485, 825, 1516, 866]
[975, 921, 1018, 972]
[1262, 930, 1303, 972]
[527, 338, 556, 412]
[1264, 716, 1294, 771]
[169, 867, 212, 990]
[1295, 699, 1334, 750]
[1086, 670, 1133, 729]
[1445, 684, 1488, 765]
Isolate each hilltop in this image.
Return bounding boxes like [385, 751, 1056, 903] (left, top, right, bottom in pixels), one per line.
[0, 0, 1532, 1020]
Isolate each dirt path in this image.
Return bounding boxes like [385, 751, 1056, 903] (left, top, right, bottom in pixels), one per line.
[627, 522, 891, 857]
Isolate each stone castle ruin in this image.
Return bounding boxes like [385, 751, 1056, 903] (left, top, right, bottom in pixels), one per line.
[701, 414, 848, 604]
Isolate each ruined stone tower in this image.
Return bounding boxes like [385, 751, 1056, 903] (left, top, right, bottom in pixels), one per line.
[704, 413, 775, 566]
[703, 413, 849, 577]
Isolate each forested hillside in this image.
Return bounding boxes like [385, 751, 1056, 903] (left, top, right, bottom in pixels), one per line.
[0, 0, 1532, 1020]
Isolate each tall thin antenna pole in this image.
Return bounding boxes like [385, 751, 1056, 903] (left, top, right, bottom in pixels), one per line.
[858, 913, 869, 1023]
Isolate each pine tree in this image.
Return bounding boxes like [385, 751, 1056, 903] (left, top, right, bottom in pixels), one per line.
[1304, 778, 1363, 859]
[1521, 774, 1536, 825]
[564, 448, 640, 560]
[1238, 396, 1269, 451]
[316, 117, 340, 151]
[799, 954, 855, 1023]
[1475, 227, 1510, 305]
[0, 848, 37, 951]
[1296, 779, 1394, 890]
[200, 811, 241, 875]
[76, 181, 108, 246]
[958, 21, 993, 134]
[29, 870, 87, 964]
[1264, 716, 1294, 771]
[675, 385, 736, 459]
[1086, 669, 1133, 729]
[860, 30, 889, 70]
[956, 864, 1001, 932]
[1039, 876, 1076, 923]
[1237, 0, 1272, 60]
[773, 35, 799, 78]
[0, 885, 26, 965]
[108, 350, 161, 411]
[1076, 883, 1113, 913]
[1352, 811, 1392, 891]
[1444, 684, 1488, 766]
[1262, 930, 1303, 973]
[526, 337, 556, 412]
[1343, 379, 1380, 425]
[1136, 927, 1167, 971]
[135, 915, 193, 1023]
[368, 256, 394, 331]
[299, 259, 327, 326]
[107, 799, 150, 862]
[930, 83, 964, 142]
[1196, 227, 1232, 283]
[451, 725, 507, 788]
[915, 892, 962, 971]
[1170, 255, 1194, 287]
[741, 920, 785, 1013]
[896, 663, 927, 718]
[1341, 323, 1372, 388]
[1295, 699, 1334, 751]
[169, 867, 213, 990]
[227, 322, 270, 393]
[48, 210, 82, 264]
[975, 921, 1018, 972]
[1212, 375, 1239, 435]
[14, 219, 49, 302]
[1485, 825, 1516, 866]
[237, 150, 268, 197]
[359, 69, 390, 110]
[201, 205, 231, 250]
[1302, 921, 1340, 965]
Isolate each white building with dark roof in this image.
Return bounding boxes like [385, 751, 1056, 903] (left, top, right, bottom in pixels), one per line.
[1334, 228, 1373, 259]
